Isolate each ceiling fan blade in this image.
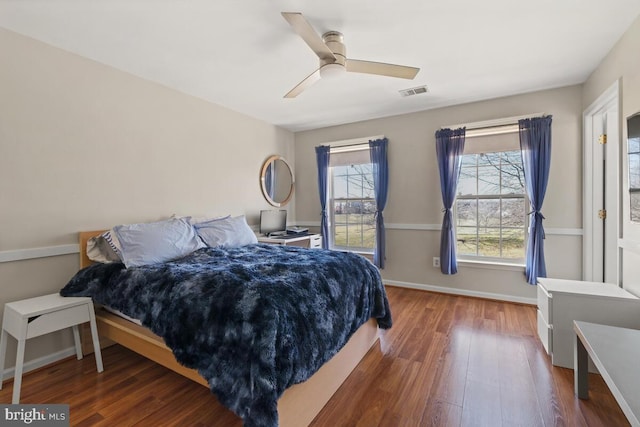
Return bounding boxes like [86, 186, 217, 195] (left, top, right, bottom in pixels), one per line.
[281, 12, 336, 62]
[284, 69, 321, 98]
[346, 59, 419, 79]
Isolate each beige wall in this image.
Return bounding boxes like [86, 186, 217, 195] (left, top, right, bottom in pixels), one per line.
[0, 28, 294, 369]
[295, 85, 584, 302]
[582, 15, 640, 295]
[582, 14, 640, 109]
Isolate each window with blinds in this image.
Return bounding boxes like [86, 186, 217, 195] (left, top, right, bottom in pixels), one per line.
[329, 145, 376, 252]
[456, 127, 528, 262]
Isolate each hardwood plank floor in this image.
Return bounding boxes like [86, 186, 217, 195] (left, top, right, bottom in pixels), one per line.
[0, 286, 630, 426]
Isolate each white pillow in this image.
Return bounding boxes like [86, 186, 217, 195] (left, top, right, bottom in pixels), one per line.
[114, 217, 206, 268]
[195, 215, 258, 248]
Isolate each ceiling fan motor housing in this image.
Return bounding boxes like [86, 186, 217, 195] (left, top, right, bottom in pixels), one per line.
[321, 31, 346, 68]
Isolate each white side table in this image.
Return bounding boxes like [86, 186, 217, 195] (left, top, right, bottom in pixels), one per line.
[0, 293, 103, 403]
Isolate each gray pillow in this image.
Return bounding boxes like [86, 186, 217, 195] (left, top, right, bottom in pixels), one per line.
[114, 217, 205, 268]
[86, 233, 121, 263]
[195, 215, 258, 248]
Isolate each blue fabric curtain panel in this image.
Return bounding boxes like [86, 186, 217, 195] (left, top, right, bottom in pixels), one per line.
[519, 116, 552, 284]
[265, 163, 275, 199]
[435, 127, 466, 274]
[315, 145, 331, 249]
[369, 137, 389, 269]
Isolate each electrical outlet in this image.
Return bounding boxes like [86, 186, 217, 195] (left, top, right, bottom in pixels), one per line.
[433, 257, 440, 268]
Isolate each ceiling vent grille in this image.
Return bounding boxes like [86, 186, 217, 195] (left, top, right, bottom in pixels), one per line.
[399, 85, 428, 97]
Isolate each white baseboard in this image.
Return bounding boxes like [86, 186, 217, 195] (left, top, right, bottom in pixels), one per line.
[1, 347, 77, 382]
[384, 279, 537, 305]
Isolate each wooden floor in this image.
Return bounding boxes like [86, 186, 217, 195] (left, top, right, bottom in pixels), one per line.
[0, 286, 629, 426]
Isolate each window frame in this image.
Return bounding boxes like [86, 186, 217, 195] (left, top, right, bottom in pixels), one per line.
[455, 150, 529, 265]
[328, 145, 377, 254]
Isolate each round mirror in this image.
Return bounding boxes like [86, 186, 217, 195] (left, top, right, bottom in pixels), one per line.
[260, 155, 294, 207]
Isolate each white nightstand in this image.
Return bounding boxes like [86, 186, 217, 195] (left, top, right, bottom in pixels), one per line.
[0, 293, 104, 403]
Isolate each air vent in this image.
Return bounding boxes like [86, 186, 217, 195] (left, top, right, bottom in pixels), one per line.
[399, 85, 428, 97]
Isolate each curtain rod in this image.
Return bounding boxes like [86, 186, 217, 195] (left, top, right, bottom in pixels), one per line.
[331, 142, 369, 148]
[442, 113, 545, 131]
[323, 135, 385, 152]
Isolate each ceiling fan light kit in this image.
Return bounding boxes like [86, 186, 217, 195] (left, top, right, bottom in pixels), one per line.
[282, 12, 420, 98]
[319, 63, 345, 79]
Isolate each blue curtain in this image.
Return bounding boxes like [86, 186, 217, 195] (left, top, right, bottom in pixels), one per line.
[519, 116, 552, 284]
[435, 128, 466, 274]
[369, 137, 389, 268]
[315, 145, 331, 249]
[265, 163, 275, 199]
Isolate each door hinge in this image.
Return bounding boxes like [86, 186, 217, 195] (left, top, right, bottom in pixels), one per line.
[598, 134, 607, 144]
[598, 209, 607, 219]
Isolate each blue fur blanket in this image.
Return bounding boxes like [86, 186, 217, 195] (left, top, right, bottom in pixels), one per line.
[60, 244, 391, 426]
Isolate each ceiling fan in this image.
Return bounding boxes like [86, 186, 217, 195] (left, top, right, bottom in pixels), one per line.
[281, 12, 420, 98]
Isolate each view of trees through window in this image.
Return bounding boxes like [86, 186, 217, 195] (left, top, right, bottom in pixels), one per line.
[331, 163, 376, 251]
[456, 150, 527, 260]
[628, 132, 640, 222]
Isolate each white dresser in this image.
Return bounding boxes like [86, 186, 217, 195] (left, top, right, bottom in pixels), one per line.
[537, 278, 640, 369]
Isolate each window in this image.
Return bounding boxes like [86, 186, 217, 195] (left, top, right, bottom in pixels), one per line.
[456, 150, 527, 262]
[329, 146, 376, 252]
[627, 113, 640, 222]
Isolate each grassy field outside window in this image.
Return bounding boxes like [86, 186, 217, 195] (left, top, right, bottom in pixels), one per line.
[333, 212, 376, 250]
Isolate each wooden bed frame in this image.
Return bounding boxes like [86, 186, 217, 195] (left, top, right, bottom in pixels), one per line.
[78, 231, 380, 427]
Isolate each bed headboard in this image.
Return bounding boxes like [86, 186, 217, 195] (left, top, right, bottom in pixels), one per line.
[79, 230, 107, 269]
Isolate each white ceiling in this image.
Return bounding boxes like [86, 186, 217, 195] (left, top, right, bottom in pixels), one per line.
[1, 1, 639, 132]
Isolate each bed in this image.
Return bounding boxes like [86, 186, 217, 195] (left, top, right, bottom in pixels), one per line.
[63, 230, 391, 427]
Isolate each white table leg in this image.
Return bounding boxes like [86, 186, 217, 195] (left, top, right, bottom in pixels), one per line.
[72, 325, 83, 360]
[88, 308, 103, 373]
[575, 333, 589, 399]
[0, 328, 7, 389]
[12, 338, 26, 404]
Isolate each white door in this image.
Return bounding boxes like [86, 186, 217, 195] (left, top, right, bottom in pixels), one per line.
[583, 82, 620, 284]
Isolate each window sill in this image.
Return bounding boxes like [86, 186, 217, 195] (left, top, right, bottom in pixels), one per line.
[356, 252, 374, 262]
[331, 247, 374, 255]
[457, 259, 525, 272]
[331, 248, 374, 259]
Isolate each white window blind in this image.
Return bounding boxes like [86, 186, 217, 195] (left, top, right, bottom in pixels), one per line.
[463, 125, 520, 155]
[329, 147, 371, 167]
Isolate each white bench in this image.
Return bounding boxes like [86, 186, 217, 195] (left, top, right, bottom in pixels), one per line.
[0, 293, 103, 403]
[574, 320, 640, 426]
